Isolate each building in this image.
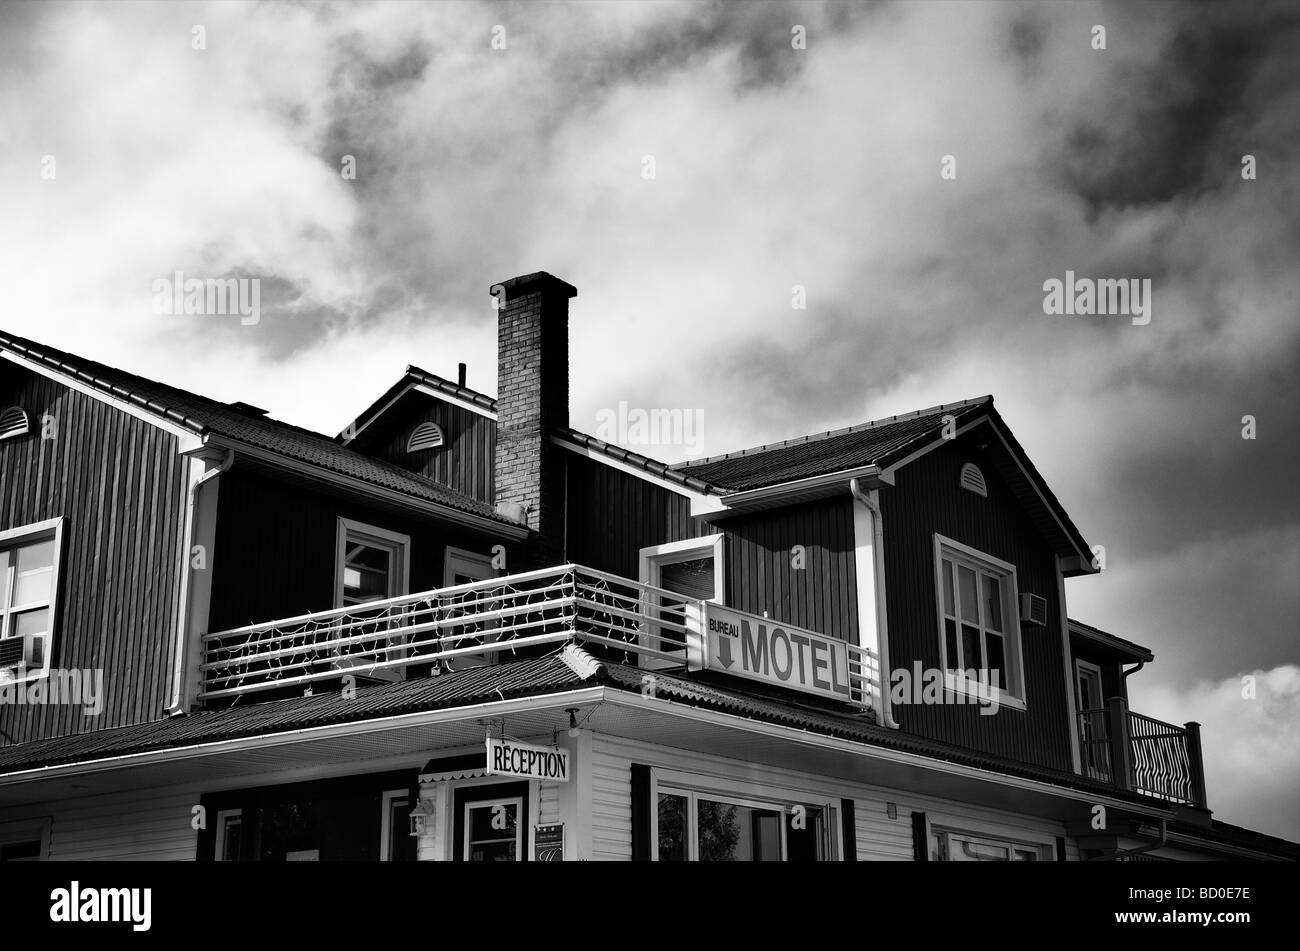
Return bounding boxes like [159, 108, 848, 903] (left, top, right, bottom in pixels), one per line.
[0, 270, 1294, 862]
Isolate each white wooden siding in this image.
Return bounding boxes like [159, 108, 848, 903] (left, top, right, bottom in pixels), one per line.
[0, 785, 201, 861]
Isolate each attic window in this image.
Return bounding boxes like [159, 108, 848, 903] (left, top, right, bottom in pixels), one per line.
[0, 407, 30, 442]
[959, 463, 987, 498]
[406, 422, 445, 453]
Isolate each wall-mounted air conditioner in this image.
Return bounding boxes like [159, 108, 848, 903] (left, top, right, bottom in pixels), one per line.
[1019, 593, 1048, 627]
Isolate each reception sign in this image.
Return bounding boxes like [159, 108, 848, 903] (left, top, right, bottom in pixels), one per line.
[687, 602, 853, 701]
[485, 737, 571, 782]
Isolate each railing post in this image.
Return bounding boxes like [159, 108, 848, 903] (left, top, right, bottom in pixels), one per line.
[1184, 720, 1206, 809]
[1106, 696, 1132, 793]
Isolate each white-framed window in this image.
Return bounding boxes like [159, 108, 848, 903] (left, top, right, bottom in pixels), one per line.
[638, 535, 724, 667]
[0, 817, 51, 861]
[649, 768, 839, 862]
[933, 534, 1026, 708]
[462, 796, 523, 862]
[213, 809, 243, 862]
[0, 518, 64, 685]
[932, 825, 1052, 862]
[441, 547, 500, 671]
[333, 519, 411, 682]
[379, 789, 413, 861]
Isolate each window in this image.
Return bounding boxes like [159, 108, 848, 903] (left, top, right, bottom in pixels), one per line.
[380, 789, 416, 861]
[462, 797, 523, 862]
[933, 826, 1051, 862]
[651, 770, 839, 862]
[933, 535, 1025, 707]
[0, 518, 63, 684]
[638, 535, 724, 667]
[0, 818, 51, 861]
[334, 519, 410, 681]
[214, 809, 243, 861]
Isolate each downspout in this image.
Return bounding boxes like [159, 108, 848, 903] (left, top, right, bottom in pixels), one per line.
[850, 478, 900, 729]
[1087, 819, 1166, 861]
[165, 448, 234, 716]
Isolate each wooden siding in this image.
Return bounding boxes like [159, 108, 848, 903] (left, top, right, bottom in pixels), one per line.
[563, 453, 857, 642]
[0, 364, 187, 743]
[0, 785, 201, 861]
[207, 466, 510, 634]
[879, 435, 1075, 771]
[355, 391, 495, 504]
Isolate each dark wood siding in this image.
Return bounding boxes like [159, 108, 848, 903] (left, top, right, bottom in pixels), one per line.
[563, 453, 857, 642]
[355, 391, 495, 504]
[207, 467, 508, 633]
[880, 437, 1074, 771]
[0, 365, 188, 742]
[722, 498, 858, 643]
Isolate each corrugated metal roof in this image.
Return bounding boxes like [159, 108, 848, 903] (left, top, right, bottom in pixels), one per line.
[0, 329, 514, 525]
[0, 656, 587, 773]
[674, 397, 992, 491]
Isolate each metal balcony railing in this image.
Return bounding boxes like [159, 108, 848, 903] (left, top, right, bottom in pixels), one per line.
[199, 564, 880, 711]
[1077, 699, 1206, 808]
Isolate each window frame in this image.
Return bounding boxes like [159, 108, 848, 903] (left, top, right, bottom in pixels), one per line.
[333, 518, 411, 681]
[931, 824, 1053, 862]
[461, 795, 525, 862]
[213, 809, 243, 862]
[379, 788, 410, 861]
[0, 517, 64, 685]
[0, 817, 51, 861]
[648, 767, 841, 862]
[637, 535, 725, 670]
[932, 534, 1027, 710]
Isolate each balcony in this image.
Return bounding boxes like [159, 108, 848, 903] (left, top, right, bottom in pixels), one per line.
[1077, 699, 1207, 808]
[200, 564, 880, 710]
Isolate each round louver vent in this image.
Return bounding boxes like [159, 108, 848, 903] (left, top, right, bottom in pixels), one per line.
[959, 462, 987, 497]
[0, 406, 30, 441]
[406, 422, 445, 453]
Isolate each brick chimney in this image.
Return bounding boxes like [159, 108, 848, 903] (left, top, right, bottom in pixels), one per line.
[493, 271, 577, 567]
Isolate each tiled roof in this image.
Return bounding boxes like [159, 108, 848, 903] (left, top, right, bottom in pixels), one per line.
[673, 397, 992, 491]
[0, 329, 515, 526]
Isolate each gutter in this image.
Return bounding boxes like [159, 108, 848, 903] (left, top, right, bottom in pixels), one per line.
[850, 477, 900, 729]
[1088, 819, 1167, 862]
[165, 448, 234, 716]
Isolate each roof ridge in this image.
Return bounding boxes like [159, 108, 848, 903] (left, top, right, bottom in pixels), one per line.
[404, 365, 499, 409]
[675, 395, 993, 469]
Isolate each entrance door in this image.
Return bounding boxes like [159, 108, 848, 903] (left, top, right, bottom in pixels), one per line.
[638, 536, 724, 669]
[441, 547, 499, 671]
[1075, 661, 1108, 780]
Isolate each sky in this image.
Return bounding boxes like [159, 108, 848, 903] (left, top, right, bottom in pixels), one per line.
[0, 0, 1296, 840]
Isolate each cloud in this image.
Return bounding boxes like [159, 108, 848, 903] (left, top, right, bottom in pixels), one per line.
[1135, 665, 1300, 842]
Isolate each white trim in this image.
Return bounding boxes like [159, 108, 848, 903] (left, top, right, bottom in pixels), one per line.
[717, 465, 890, 509]
[551, 435, 713, 502]
[379, 788, 409, 861]
[461, 795, 524, 861]
[413, 383, 498, 421]
[0, 516, 64, 685]
[443, 547, 495, 588]
[931, 823, 1054, 862]
[637, 535, 724, 672]
[334, 518, 411, 608]
[881, 414, 1093, 568]
[0, 350, 198, 445]
[0, 816, 51, 861]
[1057, 556, 1083, 773]
[213, 808, 242, 861]
[932, 533, 1027, 709]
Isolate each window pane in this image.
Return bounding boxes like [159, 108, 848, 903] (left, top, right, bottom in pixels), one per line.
[957, 566, 978, 623]
[982, 574, 1003, 632]
[468, 802, 517, 841]
[697, 799, 782, 861]
[657, 793, 687, 861]
[220, 817, 242, 862]
[15, 539, 54, 574]
[12, 566, 52, 607]
[344, 543, 391, 604]
[658, 557, 715, 601]
[986, 632, 1005, 689]
[961, 624, 982, 673]
[14, 609, 48, 640]
[941, 559, 954, 616]
[944, 619, 959, 669]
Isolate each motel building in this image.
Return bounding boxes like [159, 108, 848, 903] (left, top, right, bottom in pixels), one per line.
[0, 271, 1295, 863]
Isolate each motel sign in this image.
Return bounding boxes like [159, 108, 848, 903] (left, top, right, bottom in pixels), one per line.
[686, 603, 853, 702]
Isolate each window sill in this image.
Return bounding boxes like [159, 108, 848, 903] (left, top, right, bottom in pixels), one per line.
[943, 673, 1026, 712]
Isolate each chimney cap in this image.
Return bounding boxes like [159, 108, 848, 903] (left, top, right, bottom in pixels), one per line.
[491, 271, 577, 303]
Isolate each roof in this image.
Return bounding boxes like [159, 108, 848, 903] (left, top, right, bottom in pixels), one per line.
[1069, 618, 1155, 663]
[554, 426, 719, 494]
[674, 397, 992, 491]
[0, 329, 518, 528]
